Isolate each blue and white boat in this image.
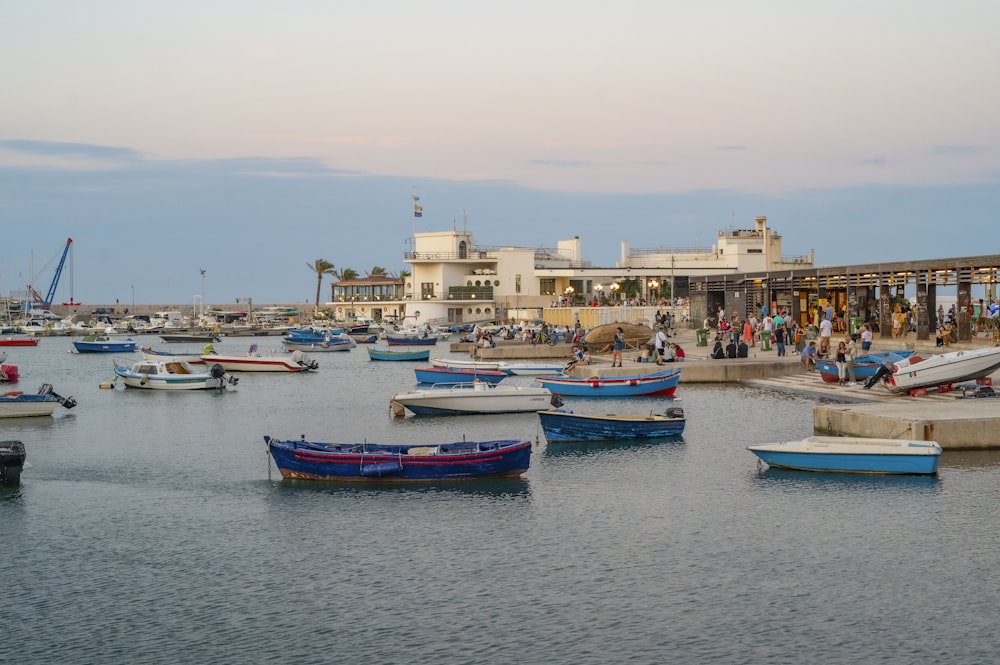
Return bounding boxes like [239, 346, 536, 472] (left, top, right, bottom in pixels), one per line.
[72, 334, 137, 353]
[414, 366, 507, 385]
[265, 435, 532, 481]
[0, 383, 77, 418]
[113, 359, 238, 390]
[386, 334, 438, 347]
[537, 368, 681, 397]
[747, 436, 942, 475]
[539, 407, 686, 442]
[367, 347, 430, 361]
[816, 349, 914, 384]
[281, 333, 355, 352]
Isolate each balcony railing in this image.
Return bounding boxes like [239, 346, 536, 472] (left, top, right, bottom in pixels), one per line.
[448, 286, 493, 300]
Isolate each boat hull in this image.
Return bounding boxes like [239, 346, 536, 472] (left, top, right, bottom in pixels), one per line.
[73, 340, 137, 353]
[1, 440, 26, 485]
[0, 338, 39, 347]
[539, 409, 686, 442]
[392, 385, 555, 415]
[748, 437, 941, 474]
[386, 335, 438, 346]
[878, 347, 1000, 392]
[265, 437, 532, 480]
[414, 367, 507, 384]
[367, 348, 430, 361]
[202, 354, 316, 372]
[816, 351, 914, 384]
[140, 347, 205, 364]
[114, 366, 231, 391]
[537, 369, 681, 397]
[0, 395, 59, 418]
[281, 340, 354, 352]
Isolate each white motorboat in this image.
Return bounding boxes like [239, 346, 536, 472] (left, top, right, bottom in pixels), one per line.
[114, 359, 238, 390]
[390, 381, 560, 416]
[865, 346, 1000, 393]
[430, 357, 509, 371]
[202, 345, 319, 372]
[748, 436, 942, 475]
[0, 383, 77, 418]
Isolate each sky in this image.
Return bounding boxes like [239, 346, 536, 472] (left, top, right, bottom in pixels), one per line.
[2, 1, 999, 306]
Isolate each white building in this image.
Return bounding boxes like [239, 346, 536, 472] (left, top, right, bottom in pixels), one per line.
[330, 216, 812, 327]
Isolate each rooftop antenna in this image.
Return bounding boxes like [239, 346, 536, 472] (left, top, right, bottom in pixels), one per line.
[463, 208, 467, 233]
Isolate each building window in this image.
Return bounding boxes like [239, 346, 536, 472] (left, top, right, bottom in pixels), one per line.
[748, 248, 763, 254]
[540, 278, 556, 296]
[421, 283, 435, 300]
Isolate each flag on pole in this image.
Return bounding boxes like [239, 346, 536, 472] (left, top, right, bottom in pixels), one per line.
[412, 190, 422, 218]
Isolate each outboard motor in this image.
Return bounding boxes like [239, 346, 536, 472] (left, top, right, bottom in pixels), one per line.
[290, 351, 320, 370]
[550, 394, 564, 408]
[665, 407, 685, 419]
[210, 363, 238, 385]
[38, 383, 77, 409]
[864, 362, 893, 390]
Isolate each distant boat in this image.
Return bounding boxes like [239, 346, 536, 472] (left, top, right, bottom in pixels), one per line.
[159, 332, 222, 343]
[265, 435, 532, 481]
[0, 383, 77, 418]
[114, 359, 238, 390]
[431, 357, 508, 371]
[865, 346, 1000, 393]
[537, 368, 681, 397]
[141, 346, 207, 364]
[1, 439, 26, 485]
[747, 436, 942, 475]
[367, 347, 430, 362]
[386, 334, 438, 347]
[414, 366, 507, 385]
[0, 337, 39, 347]
[390, 382, 559, 416]
[72, 334, 137, 353]
[281, 333, 355, 352]
[539, 407, 686, 442]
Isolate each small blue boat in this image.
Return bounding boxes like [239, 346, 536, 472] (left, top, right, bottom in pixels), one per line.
[265, 436, 532, 481]
[537, 368, 681, 397]
[414, 366, 507, 384]
[386, 334, 438, 346]
[367, 347, 430, 361]
[747, 436, 942, 475]
[539, 407, 686, 442]
[72, 334, 137, 353]
[816, 350, 914, 384]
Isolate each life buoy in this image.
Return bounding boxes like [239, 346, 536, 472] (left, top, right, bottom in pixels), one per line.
[629, 379, 638, 386]
[590, 379, 600, 388]
[337, 307, 344, 314]
[359, 307, 366, 314]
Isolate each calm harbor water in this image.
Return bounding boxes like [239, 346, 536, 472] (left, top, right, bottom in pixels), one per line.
[4, 335, 1000, 664]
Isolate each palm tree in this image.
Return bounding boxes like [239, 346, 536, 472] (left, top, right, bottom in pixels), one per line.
[368, 266, 387, 276]
[307, 259, 337, 314]
[340, 268, 359, 282]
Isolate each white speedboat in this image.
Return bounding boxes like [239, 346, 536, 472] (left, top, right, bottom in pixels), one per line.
[748, 436, 942, 475]
[865, 346, 1000, 393]
[114, 359, 238, 390]
[390, 382, 560, 416]
[430, 356, 509, 371]
[201, 345, 319, 372]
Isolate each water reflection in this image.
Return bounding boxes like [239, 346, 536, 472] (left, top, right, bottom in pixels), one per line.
[268, 475, 533, 499]
[752, 466, 941, 492]
[543, 436, 685, 458]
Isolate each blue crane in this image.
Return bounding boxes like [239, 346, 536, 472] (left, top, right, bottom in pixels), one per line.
[28, 238, 73, 310]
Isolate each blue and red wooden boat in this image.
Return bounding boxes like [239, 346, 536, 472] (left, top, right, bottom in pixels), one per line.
[537, 368, 681, 397]
[414, 366, 507, 384]
[265, 435, 532, 480]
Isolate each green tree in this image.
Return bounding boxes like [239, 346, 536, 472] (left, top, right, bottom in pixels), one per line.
[369, 266, 387, 276]
[340, 268, 359, 282]
[307, 259, 337, 313]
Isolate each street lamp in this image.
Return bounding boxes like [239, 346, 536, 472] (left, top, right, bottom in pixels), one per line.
[130, 285, 134, 312]
[200, 269, 206, 318]
[648, 279, 660, 303]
